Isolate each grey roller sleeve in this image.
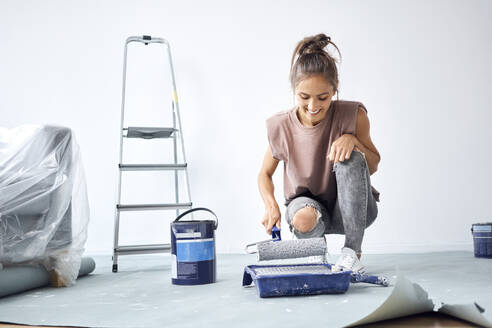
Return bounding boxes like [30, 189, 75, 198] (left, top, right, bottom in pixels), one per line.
[257, 237, 327, 261]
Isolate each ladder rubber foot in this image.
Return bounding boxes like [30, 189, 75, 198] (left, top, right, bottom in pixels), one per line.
[112, 264, 118, 273]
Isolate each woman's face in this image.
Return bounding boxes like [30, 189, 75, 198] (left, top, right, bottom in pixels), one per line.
[295, 74, 335, 125]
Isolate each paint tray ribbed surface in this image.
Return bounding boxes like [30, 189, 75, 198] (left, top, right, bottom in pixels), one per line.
[242, 264, 351, 298]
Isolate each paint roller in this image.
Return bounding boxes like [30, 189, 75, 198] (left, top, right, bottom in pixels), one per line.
[245, 227, 328, 261]
[246, 237, 328, 261]
[245, 228, 389, 287]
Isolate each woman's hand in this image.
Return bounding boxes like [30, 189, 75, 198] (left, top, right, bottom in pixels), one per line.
[262, 204, 281, 235]
[328, 134, 359, 163]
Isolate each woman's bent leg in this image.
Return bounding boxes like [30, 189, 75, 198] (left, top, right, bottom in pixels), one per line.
[330, 150, 378, 254]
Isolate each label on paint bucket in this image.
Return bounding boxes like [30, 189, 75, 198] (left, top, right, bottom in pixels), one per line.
[174, 232, 202, 238]
[473, 225, 492, 233]
[177, 262, 199, 279]
[172, 254, 177, 279]
[175, 238, 215, 280]
[176, 238, 214, 262]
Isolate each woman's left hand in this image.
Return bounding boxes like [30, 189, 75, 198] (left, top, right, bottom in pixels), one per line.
[328, 134, 359, 163]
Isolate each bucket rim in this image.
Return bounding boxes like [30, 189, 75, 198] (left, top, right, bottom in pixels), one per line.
[171, 220, 217, 224]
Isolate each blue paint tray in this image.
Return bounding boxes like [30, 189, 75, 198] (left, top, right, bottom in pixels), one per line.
[242, 264, 351, 298]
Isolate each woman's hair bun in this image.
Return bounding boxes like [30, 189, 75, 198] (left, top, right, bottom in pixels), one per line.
[290, 33, 342, 92]
[298, 34, 331, 56]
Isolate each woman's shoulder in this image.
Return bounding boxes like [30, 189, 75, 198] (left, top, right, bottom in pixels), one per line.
[332, 100, 368, 135]
[333, 99, 367, 113]
[266, 107, 294, 128]
[266, 108, 292, 121]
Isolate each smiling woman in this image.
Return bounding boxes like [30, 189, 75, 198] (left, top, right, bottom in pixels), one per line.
[295, 75, 334, 126]
[257, 33, 381, 273]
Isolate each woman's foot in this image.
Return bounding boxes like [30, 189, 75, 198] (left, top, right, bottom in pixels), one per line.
[332, 247, 365, 273]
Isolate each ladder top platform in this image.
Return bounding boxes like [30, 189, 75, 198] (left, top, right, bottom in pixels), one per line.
[123, 127, 177, 139]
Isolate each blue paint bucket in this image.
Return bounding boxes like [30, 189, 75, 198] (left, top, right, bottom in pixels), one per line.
[171, 207, 218, 285]
[471, 222, 492, 258]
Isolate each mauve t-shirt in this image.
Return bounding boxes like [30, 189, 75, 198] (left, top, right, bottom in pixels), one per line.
[266, 100, 380, 212]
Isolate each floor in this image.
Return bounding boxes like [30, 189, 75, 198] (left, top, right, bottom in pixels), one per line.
[0, 251, 490, 328]
[0, 312, 479, 328]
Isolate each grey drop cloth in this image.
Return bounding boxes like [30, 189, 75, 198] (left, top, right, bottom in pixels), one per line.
[0, 252, 490, 328]
[0, 257, 96, 298]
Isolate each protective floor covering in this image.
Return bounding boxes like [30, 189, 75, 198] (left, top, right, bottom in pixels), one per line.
[0, 252, 491, 328]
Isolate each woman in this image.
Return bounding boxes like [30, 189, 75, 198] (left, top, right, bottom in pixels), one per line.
[257, 34, 381, 273]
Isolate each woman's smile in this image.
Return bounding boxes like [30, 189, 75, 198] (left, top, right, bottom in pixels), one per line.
[306, 108, 322, 115]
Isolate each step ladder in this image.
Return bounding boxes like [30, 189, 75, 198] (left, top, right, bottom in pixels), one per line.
[112, 35, 192, 273]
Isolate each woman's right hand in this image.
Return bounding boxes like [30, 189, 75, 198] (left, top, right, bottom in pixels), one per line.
[262, 204, 281, 235]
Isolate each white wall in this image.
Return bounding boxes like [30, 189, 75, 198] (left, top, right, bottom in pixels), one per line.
[1, 0, 490, 255]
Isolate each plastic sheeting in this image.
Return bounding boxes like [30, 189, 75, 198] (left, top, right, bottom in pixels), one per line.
[0, 125, 90, 286]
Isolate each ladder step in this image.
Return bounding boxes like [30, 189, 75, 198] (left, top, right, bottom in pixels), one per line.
[119, 163, 187, 171]
[115, 243, 171, 255]
[117, 202, 192, 211]
[123, 127, 177, 139]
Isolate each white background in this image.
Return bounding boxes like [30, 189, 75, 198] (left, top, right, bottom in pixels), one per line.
[1, 0, 490, 255]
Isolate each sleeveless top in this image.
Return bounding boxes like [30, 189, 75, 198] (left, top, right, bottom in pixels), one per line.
[266, 100, 380, 212]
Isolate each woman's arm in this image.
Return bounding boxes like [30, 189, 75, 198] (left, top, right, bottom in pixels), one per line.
[353, 106, 381, 175]
[327, 107, 381, 175]
[258, 146, 281, 234]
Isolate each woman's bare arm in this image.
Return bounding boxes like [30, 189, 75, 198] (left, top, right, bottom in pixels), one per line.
[258, 146, 281, 233]
[354, 107, 381, 175]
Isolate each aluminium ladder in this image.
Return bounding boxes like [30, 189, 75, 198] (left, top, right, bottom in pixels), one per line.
[112, 35, 192, 273]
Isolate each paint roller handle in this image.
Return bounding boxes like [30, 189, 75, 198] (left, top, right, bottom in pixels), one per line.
[271, 226, 281, 241]
[174, 207, 219, 230]
[350, 272, 389, 287]
[244, 227, 282, 254]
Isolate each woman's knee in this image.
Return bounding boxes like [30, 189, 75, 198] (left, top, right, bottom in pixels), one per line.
[292, 206, 319, 233]
[333, 150, 366, 172]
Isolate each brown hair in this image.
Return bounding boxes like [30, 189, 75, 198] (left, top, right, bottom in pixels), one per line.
[290, 33, 342, 98]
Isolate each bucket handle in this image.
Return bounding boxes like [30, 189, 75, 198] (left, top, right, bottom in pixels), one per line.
[174, 207, 218, 230]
